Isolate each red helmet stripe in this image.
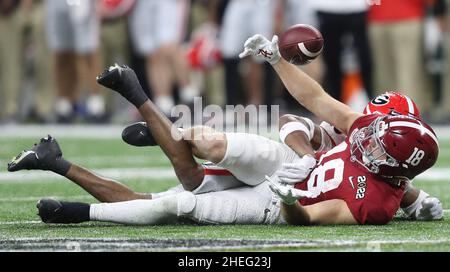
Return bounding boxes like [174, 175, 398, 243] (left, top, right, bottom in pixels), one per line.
[390, 121, 439, 147]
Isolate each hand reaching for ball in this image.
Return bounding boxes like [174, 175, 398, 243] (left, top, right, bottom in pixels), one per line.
[240, 24, 324, 66]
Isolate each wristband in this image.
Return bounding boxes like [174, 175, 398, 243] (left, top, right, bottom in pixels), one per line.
[280, 121, 313, 144]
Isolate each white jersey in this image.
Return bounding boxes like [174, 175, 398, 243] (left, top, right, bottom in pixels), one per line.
[152, 162, 244, 199]
[152, 161, 284, 225]
[152, 132, 302, 225]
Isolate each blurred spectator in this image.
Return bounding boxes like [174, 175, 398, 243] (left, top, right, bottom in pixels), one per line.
[434, 0, 450, 122]
[314, 0, 373, 101]
[98, 0, 136, 123]
[274, 0, 324, 114]
[0, 0, 26, 123]
[26, 0, 54, 123]
[186, 0, 226, 106]
[45, 0, 104, 123]
[368, 0, 437, 115]
[219, 0, 276, 106]
[129, 0, 198, 116]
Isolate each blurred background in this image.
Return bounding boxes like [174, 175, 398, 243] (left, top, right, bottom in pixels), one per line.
[0, 0, 449, 125]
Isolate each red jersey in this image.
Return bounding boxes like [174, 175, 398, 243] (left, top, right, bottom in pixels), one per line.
[295, 114, 405, 225]
[368, 0, 425, 22]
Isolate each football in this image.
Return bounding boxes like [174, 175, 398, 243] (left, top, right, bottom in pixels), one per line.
[279, 24, 324, 65]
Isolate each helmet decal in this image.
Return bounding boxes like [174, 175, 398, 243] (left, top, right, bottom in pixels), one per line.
[371, 94, 390, 106]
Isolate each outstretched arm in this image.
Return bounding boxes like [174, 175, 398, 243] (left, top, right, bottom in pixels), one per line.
[272, 58, 362, 134]
[240, 35, 362, 134]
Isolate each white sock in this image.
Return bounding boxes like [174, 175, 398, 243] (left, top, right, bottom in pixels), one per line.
[86, 94, 105, 116]
[55, 98, 73, 116]
[154, 95, 175, 116]
[179, 86, 200, 104]
[89, 196, 178, 225]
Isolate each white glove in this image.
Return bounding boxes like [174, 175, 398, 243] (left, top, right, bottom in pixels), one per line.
[266, 175, 312, 205]
[239, 34, 281, 65]
[275, 155, 317, 184]
[415, 197, 443, 221]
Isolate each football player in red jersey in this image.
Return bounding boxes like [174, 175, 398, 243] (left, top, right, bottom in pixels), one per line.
[277, 92, 442, 221]
[239, 34, 439, 225]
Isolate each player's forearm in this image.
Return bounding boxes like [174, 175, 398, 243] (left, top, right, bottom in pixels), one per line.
[283, 131, 315, 157]
[281, 202, 312, 226]
[272, 59, 360, 134]
[279, 115, 322, 153]
[272, 59, 324, 115]
[400, 185, 421, 208]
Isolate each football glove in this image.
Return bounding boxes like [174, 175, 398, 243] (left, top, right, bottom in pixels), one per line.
[239, 34, 281, 65]
[274, 155, 317, 184]
[266, 175, 312, 205]
[416, 196, 443, 221]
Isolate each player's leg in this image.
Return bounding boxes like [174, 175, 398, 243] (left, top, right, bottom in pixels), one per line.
[178, 182, 284, 225]
[120, 120, 301, 186]
[37, 182, 284, 225]
[53, 52, 78, 122]
[72, 0, 105, 121]
[158, 0, 198, 105]
[147, 50, 176, 116]
[97, 65, 204, 191]
[7, 136, 149, 203]
[45, 0, 78, 122]
[36, 194, 179, 225]
[183, 127, 301, 186]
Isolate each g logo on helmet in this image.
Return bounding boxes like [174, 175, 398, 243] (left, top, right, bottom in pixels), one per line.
[371, 95, 390, 106]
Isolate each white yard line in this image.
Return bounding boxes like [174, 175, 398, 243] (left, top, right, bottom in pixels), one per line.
[0, 195, 93, 203]
[2, 124, 449, 140]
[1, 167, 450, 182]
[0, 125, 124, 139]
[0, 221, 42, 225]
[0, 237, 449, 252]
[0, 167, 177, 182]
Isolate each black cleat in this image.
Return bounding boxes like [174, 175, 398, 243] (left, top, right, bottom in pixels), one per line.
[122, 122, 157, 147]
[37, 198, 90, 224]
[96, 64, 136, 91]
[7, 135, 65, 173]
[96, 64, 148, 108]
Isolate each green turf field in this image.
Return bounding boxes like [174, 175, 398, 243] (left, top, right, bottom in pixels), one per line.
[0, 134, 449, 252]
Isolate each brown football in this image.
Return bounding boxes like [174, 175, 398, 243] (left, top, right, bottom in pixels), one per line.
[279, 24, 324, 65]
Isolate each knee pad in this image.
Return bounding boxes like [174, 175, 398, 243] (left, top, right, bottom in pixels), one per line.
[176, 191, 197, 217]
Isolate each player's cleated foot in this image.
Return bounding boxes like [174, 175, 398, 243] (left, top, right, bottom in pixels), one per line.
[122, 122, 157, 147]
[96, 64, 149, 109]
[37, 198, 90, 224]
[96, 64, 134, 91]
[7, 135, 69, 174]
